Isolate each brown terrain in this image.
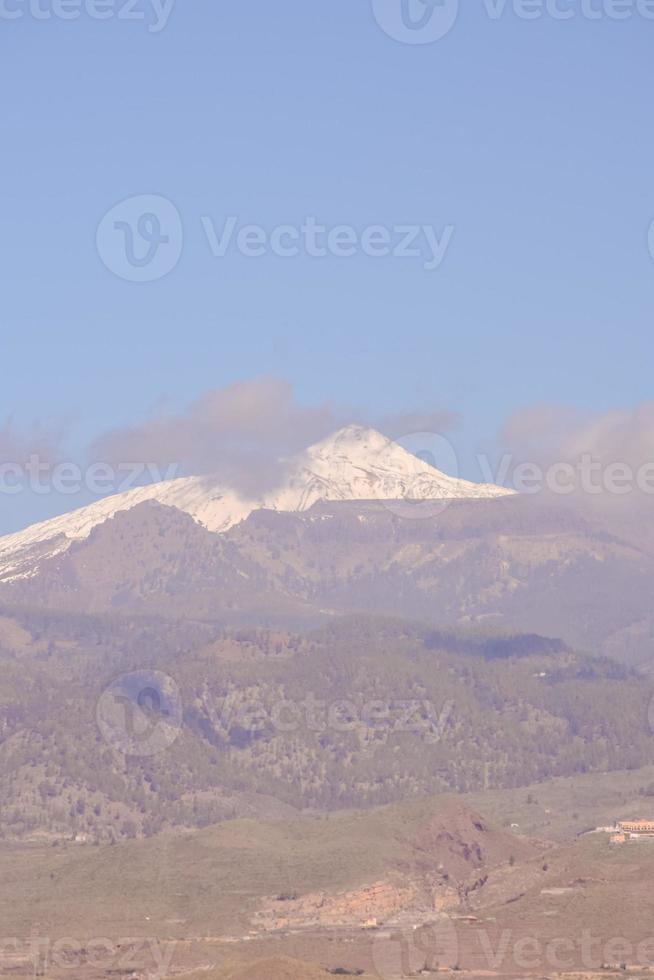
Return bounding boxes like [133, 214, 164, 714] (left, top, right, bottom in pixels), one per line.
[2, 498, 654, 978]
[3, 493, 654, 665]
[3, 790, 654, 979]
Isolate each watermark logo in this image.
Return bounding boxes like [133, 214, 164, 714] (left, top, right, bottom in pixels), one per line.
[0, 457, 178, 497]
[200, 691, 453, 743]
[479, 451, 654, 498]
[371, 0, 654, 42]
[96, 196, 454, 278]
[96, 670, 183, 757]
[371, 917, 459, 978]
[0, 0, 176, 32]
[96, 194, 183, 282]
[376, 430, 462, 519]
[371, 924, 654, 975]
[371, 0, 460, 43]
[1, 936, 177, 979]
[201, 215, 454, 270]
[482, 0, 654, 23]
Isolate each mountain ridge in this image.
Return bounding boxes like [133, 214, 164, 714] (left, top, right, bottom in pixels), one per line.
[0, 425, 513, 582]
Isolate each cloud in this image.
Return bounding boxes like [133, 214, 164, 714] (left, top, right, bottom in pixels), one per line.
[90, 381, 464, 496]
[500, 402, 654, 468]
[498, 401, 654, 502]
[0, 417, 64, 465]
[1, 378, 464, 505]
[377, 409, 461, 440]
[89, 377, 340, 497]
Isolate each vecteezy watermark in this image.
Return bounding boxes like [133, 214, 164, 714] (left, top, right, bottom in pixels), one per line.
[0, 936, 177, 978]
[0, 457, 178, 497]
[482, 0, 654, 21]
[96, 195, 184, 282]
[371, 0, 654, 44]
[200, 691, 454, 743]
[99, 682, 453, 758]
[201, 216, 454, 271]
[482, 0, 654, 22]
[96, 195, 455, 282]
[0, 0, 175, 31]
[479, 451, 654, 497]
[370, 925, 654, 974]
[96, 671, 183, 757]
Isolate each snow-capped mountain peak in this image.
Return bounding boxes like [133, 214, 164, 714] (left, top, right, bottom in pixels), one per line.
[0, 425, 513, 581]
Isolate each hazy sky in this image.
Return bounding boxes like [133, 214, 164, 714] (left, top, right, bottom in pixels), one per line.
[2, 0, 654, 531]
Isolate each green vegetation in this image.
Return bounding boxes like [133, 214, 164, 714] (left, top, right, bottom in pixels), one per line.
[1, 609, 653, 842]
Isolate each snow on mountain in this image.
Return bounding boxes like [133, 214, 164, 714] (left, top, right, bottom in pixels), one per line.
[0, 425, 513, 581]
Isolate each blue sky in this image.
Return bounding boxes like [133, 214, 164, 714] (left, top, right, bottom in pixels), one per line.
[1, 0, 654, 531]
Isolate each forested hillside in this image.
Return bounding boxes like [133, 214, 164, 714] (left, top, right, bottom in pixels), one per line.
[0, 609, 651, 842]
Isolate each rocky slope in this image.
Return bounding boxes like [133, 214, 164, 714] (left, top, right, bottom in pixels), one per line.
[4, 490, 654, 665]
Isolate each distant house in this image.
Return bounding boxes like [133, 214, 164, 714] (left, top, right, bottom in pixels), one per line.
[616, 820, 654, 839]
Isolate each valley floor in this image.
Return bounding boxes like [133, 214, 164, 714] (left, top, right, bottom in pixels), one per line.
[4, 767, 654, 979]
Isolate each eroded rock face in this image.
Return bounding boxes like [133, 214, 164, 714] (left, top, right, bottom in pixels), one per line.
[252, 802, 538, 934]
[254, 877, 466, 933]
[255, 880, 418, 931]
